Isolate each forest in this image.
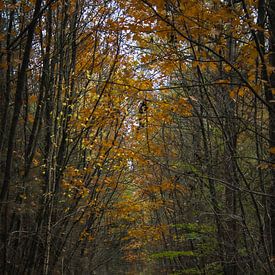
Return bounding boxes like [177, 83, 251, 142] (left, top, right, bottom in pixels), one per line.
[0, 0, 275, 274]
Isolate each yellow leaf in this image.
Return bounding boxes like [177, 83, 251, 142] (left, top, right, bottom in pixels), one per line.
[216, 79, 230, 84]
[192, 61, 199, 68]
[229, 90, 236, 99]
[224, 64, 231, 73]
[238, 86, 248, 97]
[28, 114, 34, 123]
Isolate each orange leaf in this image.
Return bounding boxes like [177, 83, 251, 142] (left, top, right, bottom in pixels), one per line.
[269, 147, 275, 154]
[29, 95, 37, 103]
[0, 1, 4, 10]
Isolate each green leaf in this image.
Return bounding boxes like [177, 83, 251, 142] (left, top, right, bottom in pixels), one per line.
[151, 250, 195, 260]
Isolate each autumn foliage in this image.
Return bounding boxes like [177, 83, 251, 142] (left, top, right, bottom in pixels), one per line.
[0, 0, 275, 274]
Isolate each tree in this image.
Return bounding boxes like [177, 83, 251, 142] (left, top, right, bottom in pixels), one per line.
[1, 0, 275, 274]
